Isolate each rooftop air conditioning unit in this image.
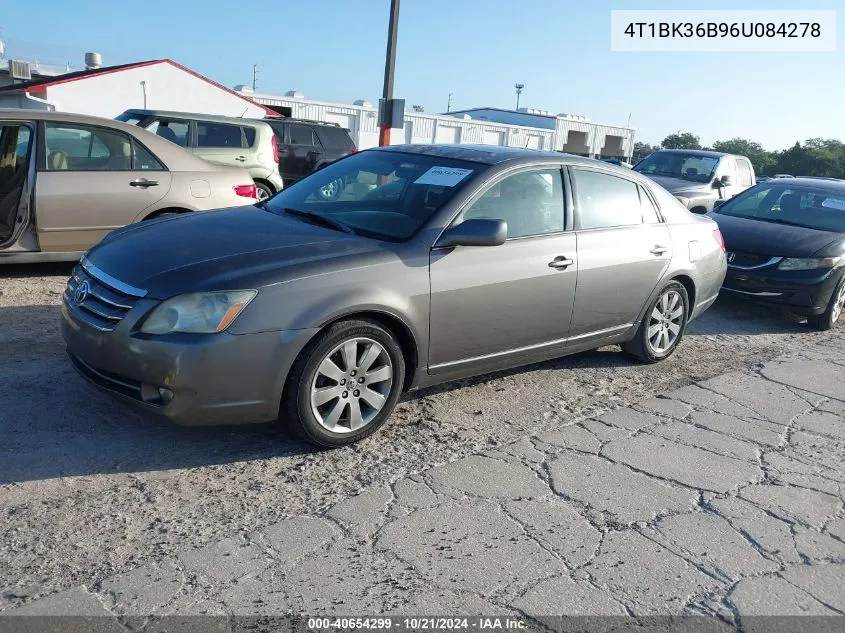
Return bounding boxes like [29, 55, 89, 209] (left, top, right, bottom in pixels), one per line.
[9, 60, 32, 81]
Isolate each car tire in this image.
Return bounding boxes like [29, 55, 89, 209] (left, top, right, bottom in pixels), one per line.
[316, 177, 344, 201]
[255, 182, 273, 201]
[282, 319, 405, 447]
[622, 280, 689, 363]
[808, 275, 845, 331]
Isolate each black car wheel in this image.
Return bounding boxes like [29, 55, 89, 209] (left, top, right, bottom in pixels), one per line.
[282, 319, 405, 447]
[808, 274, 845, 331]
[622, 280, 689, 363]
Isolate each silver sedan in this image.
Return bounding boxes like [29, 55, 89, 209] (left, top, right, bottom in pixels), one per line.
[61, 145, 727, 446]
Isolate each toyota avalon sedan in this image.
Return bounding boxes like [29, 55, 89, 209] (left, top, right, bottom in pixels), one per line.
[710, 178, 845, 330]
[62, 145, 726, 447]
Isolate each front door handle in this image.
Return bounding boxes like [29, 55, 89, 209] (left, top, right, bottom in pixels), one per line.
[129, 179, 158, 188]
[548, 255, 575, 270]
[235, 156, 247, 162]
[650, 245, 668, 256]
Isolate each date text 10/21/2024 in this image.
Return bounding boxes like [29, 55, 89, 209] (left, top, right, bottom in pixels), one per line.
[306, 617, 528, 630]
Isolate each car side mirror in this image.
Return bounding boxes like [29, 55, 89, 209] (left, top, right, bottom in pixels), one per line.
[712, 199, 726, 211]
[437, 218, 507, 248]
[719, 175, 732, 186]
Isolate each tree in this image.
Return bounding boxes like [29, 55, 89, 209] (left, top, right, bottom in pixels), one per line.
[773, 139, 845, 179]
[632, 141, 656, 163]
[661, 132, 701, 150]
[712, 137, 776, 175]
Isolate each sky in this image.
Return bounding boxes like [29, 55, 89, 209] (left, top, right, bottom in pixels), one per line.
[1, 0, 842, 150]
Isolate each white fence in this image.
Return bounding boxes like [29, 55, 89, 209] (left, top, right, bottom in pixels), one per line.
[238, 91, 634, 160]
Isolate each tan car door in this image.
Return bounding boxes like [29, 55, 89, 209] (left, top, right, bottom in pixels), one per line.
[35, 122, 170, 253]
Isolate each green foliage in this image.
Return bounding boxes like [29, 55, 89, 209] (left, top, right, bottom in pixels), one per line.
[661, 132, 701, 150]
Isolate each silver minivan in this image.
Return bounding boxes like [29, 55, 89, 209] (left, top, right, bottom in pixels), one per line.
[117, 109, 284, 200]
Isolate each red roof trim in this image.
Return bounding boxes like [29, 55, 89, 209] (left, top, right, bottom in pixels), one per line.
[21, 58, 275, 115]
[22, 60, 164, 93]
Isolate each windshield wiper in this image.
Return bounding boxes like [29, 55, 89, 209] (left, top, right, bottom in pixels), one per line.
[284, 208, 354, 234]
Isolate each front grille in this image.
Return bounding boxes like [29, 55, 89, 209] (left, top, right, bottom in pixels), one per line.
[726, 250, 778, 269]
[64, 258, 146, 331]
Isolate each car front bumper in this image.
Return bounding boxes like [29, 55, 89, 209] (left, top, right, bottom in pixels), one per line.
[722, 265, 843, 316]
[61, 297, 317, 426]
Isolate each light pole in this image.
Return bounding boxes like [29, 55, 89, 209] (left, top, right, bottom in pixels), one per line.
[379, 0, 401, 147]
[514, 83, 524, 110]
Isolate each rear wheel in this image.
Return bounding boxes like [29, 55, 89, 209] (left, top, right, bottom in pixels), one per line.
[282, 319, 405, 447]
[622, 281, 689, 363]
[255, 182, 273, 201]
[808, 275, 845, 331]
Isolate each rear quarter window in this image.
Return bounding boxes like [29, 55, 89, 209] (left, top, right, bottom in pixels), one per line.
[317, 126, 355, 150]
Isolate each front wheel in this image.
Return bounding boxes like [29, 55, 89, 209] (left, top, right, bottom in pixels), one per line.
[282, 319, 405, 447]
[316, 177, 344, 201]
[622, 281, 689, 363]
[808, 275, 845, 331]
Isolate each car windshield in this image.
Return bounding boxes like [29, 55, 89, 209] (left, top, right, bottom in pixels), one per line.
[714, 183, 845, 233]
[262, 150, 481, 241]
[634, 152, 718, 183]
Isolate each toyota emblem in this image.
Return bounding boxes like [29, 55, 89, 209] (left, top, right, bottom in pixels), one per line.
[726, 252, 736, 264]
[74, 280, 90, 304]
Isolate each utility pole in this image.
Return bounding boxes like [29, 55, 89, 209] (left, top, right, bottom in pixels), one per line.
[252, 64, 258, 91]
[446, 92, 453, 112]
[379, 0, 400, 146]
[514, 83, 524, 110]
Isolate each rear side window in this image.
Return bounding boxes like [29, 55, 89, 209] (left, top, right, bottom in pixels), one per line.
[737, 159, 754, 186]
[197, 122, 244, 148]
[317, 126, 355, 150]
[288, 123, 315, 146]
[44, 123, 162, 171]
[243, 127, 256, 147]
[638, 185, 661, 223]
[572, 169, 643, 230]
[145, 119, 189, 147]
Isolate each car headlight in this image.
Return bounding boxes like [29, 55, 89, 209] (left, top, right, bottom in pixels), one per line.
[777, 257, 841, 271]
[140, 290, 257, 335]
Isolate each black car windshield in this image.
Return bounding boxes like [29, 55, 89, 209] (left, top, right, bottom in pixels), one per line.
[634, 152, 719, 183]
[262, 150, 482, 241]
[714, 183, 845, 233]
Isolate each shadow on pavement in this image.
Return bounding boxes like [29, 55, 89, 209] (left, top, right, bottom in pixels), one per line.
[0, 292, 814, 484]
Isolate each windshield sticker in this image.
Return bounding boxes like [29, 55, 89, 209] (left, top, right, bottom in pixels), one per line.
[821, 197, 845, 211]
[414, 167, 474, 187]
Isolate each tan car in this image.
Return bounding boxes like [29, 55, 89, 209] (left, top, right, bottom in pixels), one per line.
[0, 109, 259, 263]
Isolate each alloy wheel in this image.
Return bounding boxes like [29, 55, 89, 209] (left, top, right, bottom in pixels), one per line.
[310, 337, 394, 433]
[646, 289, 684, 354]
[833, 282, 845, 324]
[319, 179, 341, 199]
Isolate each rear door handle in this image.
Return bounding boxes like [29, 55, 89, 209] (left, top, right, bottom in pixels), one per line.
[235, 156, 247, 162]
[129, 179, 158, 188]
[548, 255, 575, 270]
[650, 245, 668, 256]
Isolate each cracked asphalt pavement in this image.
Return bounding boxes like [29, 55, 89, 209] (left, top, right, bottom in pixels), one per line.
[1, 264, 844, 624]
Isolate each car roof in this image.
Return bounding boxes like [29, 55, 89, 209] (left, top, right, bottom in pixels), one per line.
[373, 143, 599, 166]
[122, 109, 271, 128]
[760, 177, 845, 193]
[650, 149, 731, 158]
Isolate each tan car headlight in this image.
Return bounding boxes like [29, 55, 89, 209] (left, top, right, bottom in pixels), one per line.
[777, 257, 841, 271]
[141, 290, 257, 335]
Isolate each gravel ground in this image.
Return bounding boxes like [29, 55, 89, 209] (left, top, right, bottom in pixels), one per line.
[0, 263, 841, 608]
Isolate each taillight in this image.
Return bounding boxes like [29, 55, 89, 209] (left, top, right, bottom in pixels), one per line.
[271, 135, 280, 164]
[234, 184, 257, 199]
[713, 229, 725, 252]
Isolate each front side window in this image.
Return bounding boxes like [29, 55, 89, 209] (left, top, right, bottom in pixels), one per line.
[634, 152, 719, 184]
[264, 150, 481, 241]
[460, 168, 564, 239]
[573, 169, 643, 230]
[714, 184, 845, 232]
[196, 122, 243, 148]
[146, 119, 189, 147]
[45, 124, 135, 171]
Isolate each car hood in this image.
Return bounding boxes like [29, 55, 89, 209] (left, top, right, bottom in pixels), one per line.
[639, 174, 711, 196]
[86, 207, 382, 298]
[710, 212, 842, 257]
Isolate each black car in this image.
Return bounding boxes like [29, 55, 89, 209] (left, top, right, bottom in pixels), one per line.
[710, 178, 845, 330]
[261, 118, 357, 196]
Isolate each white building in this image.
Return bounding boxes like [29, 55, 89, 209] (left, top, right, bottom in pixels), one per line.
[237, 89, 635, 160]
[0, 58, 273, 119]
